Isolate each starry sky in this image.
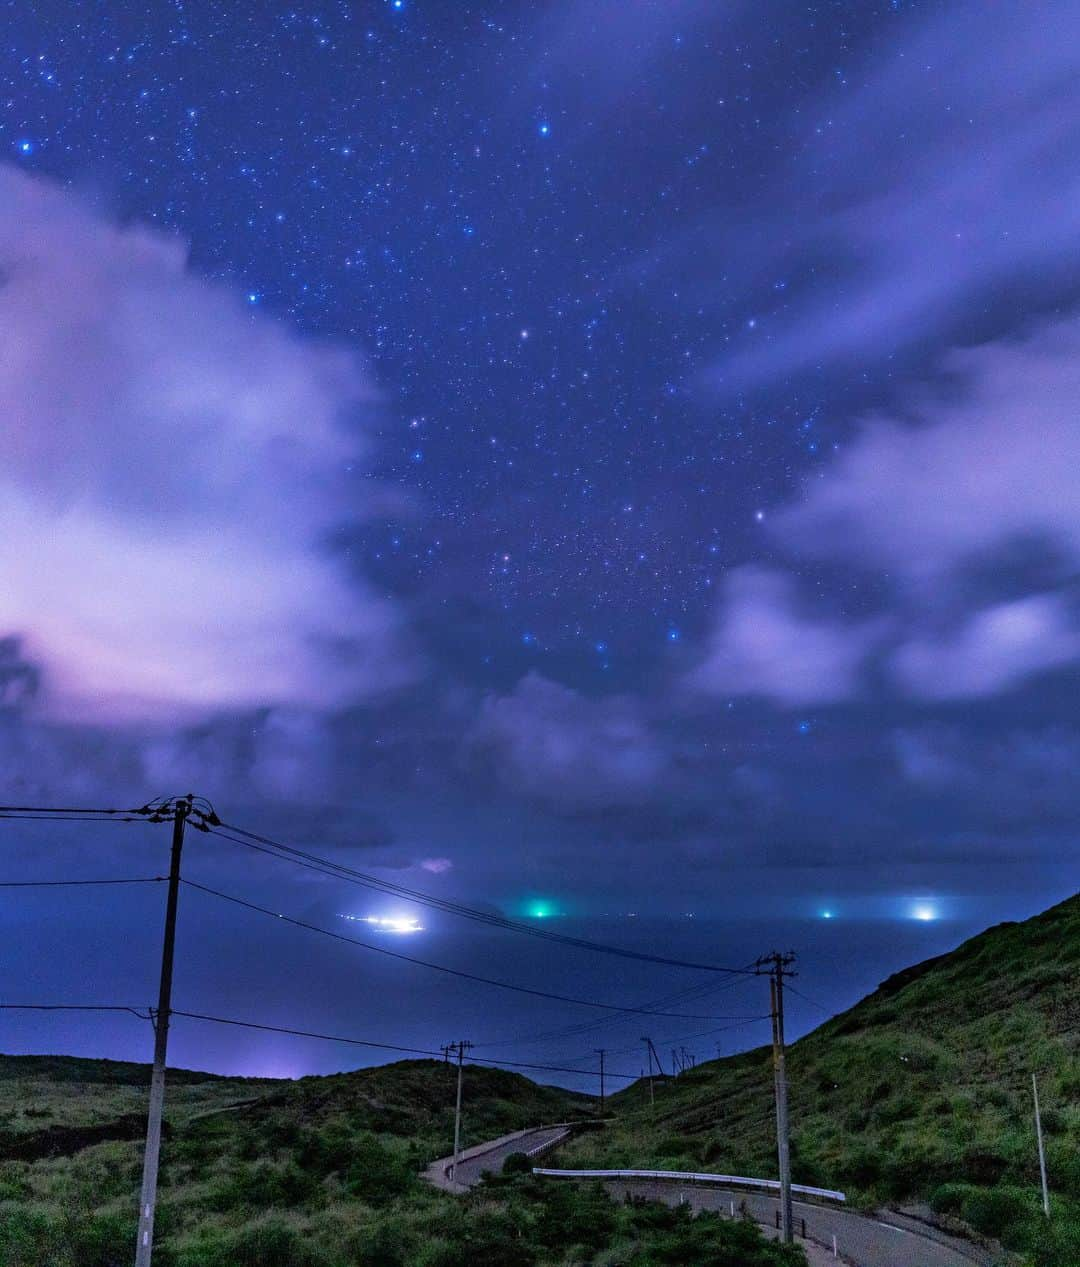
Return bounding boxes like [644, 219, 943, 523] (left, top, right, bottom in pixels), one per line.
[1, 0, 1079, 1084]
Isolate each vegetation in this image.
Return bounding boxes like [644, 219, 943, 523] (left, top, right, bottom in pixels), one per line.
[0, 1056, 801, 1266]
[0, 894, 1076, 1265]
[561, 893, 1080, 1265]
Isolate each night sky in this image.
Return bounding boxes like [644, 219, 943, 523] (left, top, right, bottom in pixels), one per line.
[1, 1, 1078, 1087]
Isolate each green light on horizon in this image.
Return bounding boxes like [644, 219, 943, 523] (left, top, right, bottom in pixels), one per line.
[528, 901, 555, 919]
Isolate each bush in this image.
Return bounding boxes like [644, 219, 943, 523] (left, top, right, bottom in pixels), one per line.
[959, 1186, 1033, 1241]
[501, 1151, 532, 1176]
[343, 1134, 414, 1205]
[1024, 1212, 1080, 1267]
[175, 1218, 325, 1267]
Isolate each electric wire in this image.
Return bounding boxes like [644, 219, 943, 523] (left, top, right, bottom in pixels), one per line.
[170, 1010, 641, 1081]
[211, 821, 757, 976]
[0, 814, 144, 824]
[0, 805, 138, 816]
[181, 878, 761, 1021]
[472, 972, 758, 1050]
[0, 878, 165, 888]
[0, 1004, 151, 1020]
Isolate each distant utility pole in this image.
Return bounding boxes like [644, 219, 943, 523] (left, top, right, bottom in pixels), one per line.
[134, 795, 195, 1267]
[449, 1040, 473, 1182]
[641, 1038, 655, 1110]
[757, 951, 796, 1245]
[595, 1049, 606, 1112]
[1033, 1072, 1050, 1218]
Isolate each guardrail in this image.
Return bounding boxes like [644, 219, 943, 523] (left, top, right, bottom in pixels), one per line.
[532, 1167, 846, 1204]
[523, 1129, 571, 1158]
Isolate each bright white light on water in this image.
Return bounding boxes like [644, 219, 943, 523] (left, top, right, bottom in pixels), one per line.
[341, 914, 424, 934]
[910, 904, 937, 922]
[820, 909, 835, 920]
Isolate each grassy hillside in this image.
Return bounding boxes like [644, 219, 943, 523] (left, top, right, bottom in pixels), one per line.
[0, 1054, 802, 1266]
[563, 893, 1080, 1265]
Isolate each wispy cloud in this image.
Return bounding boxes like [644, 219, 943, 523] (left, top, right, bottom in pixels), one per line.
[0, 169, 413, 720]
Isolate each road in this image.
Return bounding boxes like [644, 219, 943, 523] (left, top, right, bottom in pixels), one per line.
[424, 1124, 572, 1192]
[451, 1125, 571, 1188]
[602, 1178, 990, 1267]
[427, 1127, 992, 1267]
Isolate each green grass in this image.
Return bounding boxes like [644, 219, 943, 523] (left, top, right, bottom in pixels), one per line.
[561, 893, 1080, 1265]
[0, 1057, 802, 1267]
[0, 894, 1077, 1265]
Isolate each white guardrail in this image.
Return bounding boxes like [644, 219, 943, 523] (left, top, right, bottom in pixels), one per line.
[532, 1168, 846, 1204]
[523, 1130, 571, 1158]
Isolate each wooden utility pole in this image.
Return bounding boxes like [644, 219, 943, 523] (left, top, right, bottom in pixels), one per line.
[450, 1040, 472, 1181]
[134, 796, 190, 1267]
[595, 1048, 606, 1112]
[1033, 1072, 1050, 1218]
[758, 951, 796, 1245]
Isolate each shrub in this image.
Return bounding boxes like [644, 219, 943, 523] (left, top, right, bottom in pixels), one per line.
[959, 1186, 1033, 1241]
[343, 1134, 414, 1205]
[500, 1151, 532, 1176]
[175, 1218, 325, 1267]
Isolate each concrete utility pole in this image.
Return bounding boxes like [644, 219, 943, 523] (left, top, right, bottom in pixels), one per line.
[450, 1040, 472, 1181]
[595, 1048, 606, 1112]
[1033, 1072, 1050, 1218]
[758, 951, 796, 1245]
[134, 795, 191, 1267]
[641, 1038, 655, 1110]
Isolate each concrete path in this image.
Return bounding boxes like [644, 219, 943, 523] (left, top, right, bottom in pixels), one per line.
[426, 1126, 990, 1267]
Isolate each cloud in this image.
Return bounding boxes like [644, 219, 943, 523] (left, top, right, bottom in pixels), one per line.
[891, 593, 1080, 699]
[471, 671, 667, 811]
[0, 168, 412, 721]
[774, 323, 1080, 586]
[709, 0, 1080, 391]
[690, 567, 880, 706]
[691, 317, 1080, 704]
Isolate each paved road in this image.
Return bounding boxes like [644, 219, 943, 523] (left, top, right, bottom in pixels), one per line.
[601, 1179, 990, 1267]
[427, 1129, 990, 1267]
[424, 1125, 572, 1192]
[451, 1125, 571, 1187]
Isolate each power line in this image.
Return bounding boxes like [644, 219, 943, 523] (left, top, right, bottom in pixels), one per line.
[0, 805, 139, 816]
[0, 1003, 151, 1019]
[170, 1009, 641, 1082]
[182, 878, 759, 1021]
[211, 822, 757, 976]
[0, 813, 144, 824]
[784, 982, 833, 1016]
[0, 877, 165, 888]
[473, 973, 758, 1050]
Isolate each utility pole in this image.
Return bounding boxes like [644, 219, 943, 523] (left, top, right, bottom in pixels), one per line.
[641, 1038, 655, 1110]
[449, 1040, 472, 1182]
[595, 1049, 606, 1112]
[757, 951, 796, 1245]
[134, 795, 191, 1267]
[1033, 1072, 1050, 1218]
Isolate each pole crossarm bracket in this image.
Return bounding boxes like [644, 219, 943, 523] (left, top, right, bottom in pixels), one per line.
[134, 795, 219, 833]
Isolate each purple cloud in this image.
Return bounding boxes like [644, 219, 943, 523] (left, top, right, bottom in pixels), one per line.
[774, 322, 1080, 585]
[711, 0, 1080, 390]
[891, 593, 1080, 699]
[471, 671, 667, 810]
[0, 169, 413, 721]
[690, 567, 881, 706]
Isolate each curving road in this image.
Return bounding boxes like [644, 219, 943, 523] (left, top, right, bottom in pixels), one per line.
[600, 1178, 989, 1267]
[424, 1124, 572, 1192]
[428, 1126, 991, 1267]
